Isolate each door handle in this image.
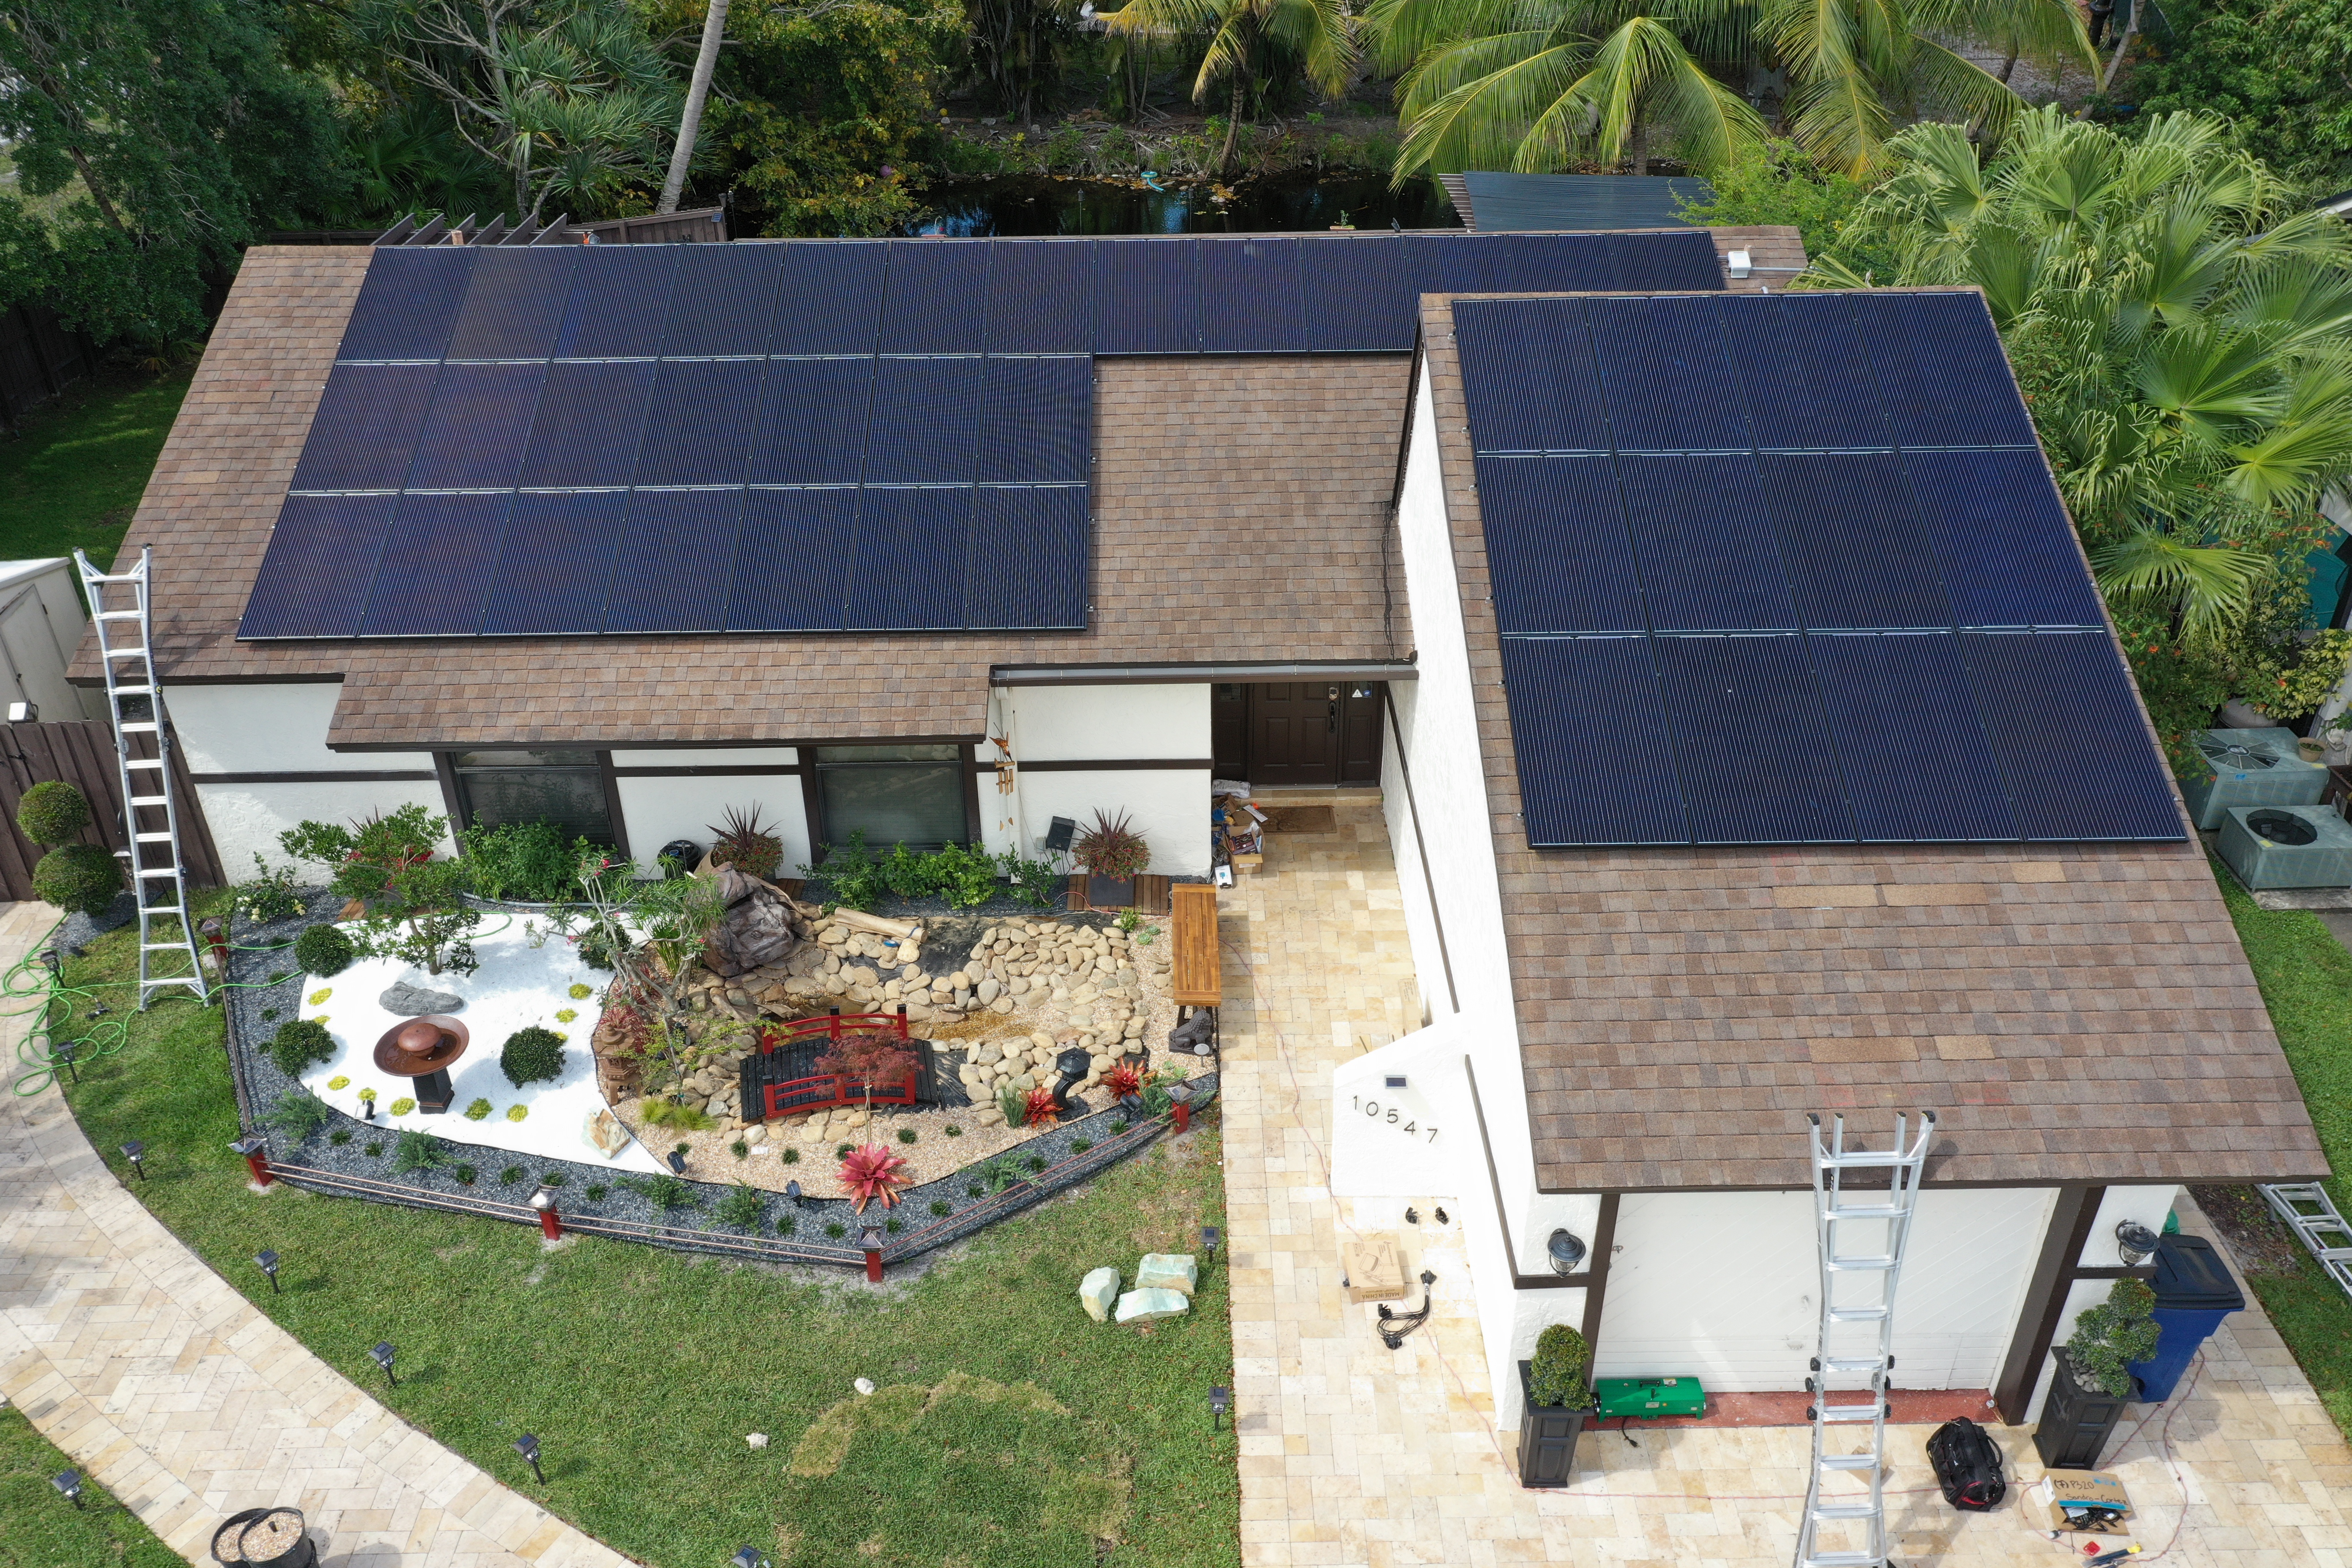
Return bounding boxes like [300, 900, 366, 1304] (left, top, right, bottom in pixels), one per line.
[1327, 702, 1339, 733]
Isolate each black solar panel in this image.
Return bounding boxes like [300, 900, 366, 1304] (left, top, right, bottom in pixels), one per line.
[517, 361, 656, 488]
[479, 491, 628, 635]
[771, 243, 889, 354]
[291, 364, 439, 491]
[1602, 230, 1724, 291]
[864, 357, 983, 483]
[404, 362, 546, 490]
[447, 248, 576, 361]
[604, 489, 744, 632]
[663, 245, 785, 356]
[553, 245, 678, 358]
[361, 493, 510, 636]
[634, 359, 765, 486]
[1096, 241, 1200, 353]
[987, 241, 1095, 352]
[965, 487, 1089, 629]
[746, 358, 876, 486]
[977, 358, 1090, 483]
[729, 489, 857, 631]
[1300, 234, 1422, 352]
[1202, 238, 1306, 353]
[846, 488, 975, 629]
[341, 249, 472, 361]
[1455, 290, 2183, 847]
[880, 240, 992, 355]
[238, 494, 398, 638]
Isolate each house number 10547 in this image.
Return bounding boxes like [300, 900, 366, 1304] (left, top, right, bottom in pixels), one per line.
[1352, 1096, 1438, 1142]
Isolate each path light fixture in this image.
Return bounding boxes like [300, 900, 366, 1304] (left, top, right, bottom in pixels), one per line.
[52, 1040, 76, 1084]
[37, 947, 60, 982]
[785, 1179, 804, 1209]
[255, 1249, 280, 1294]
[230, 1135, 274, 1188]
[731, 1548, 769, 1568]
[858, 1222, 886, 1284]
[1166, 1080, 1194, 1133]
[529, 1185, 562, 1242]
[666, 1148, 688, 1176]
[1210, 1386, 1230, 1431]
[1202, 1225, 1220, 1260]
[370, 1341, 397, 1388]
[514, 1433, 545, 1485]
[121, 1139, 145, 1181]
[1547, 1229, 1588, 1276]
[2116, 1221, 2161, 1269]
[51, 1469, 83, 1509]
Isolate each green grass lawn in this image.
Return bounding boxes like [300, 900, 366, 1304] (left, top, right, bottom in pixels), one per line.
[0, 367, 193, 568]
[2209, 857, 2352, 1440]
[39, 900, 1239, 1568]
[0, 1402, 184, 1568]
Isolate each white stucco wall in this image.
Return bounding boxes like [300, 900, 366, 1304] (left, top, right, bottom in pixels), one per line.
[1007, 684, 1209, 762]
[0, 558, 98, 721]
[1011, 768, 1209, 876]
[199, 780, 453, 875]
[988, 683, 1212, 876]
[611, 769, 809, 874]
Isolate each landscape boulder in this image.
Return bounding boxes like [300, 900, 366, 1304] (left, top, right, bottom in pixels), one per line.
[1080, 1266, 1121, 1322]
[380, 977, 465, 1016]
[584, 1107, 634, 1160]
[1136, 1253, 1199, 1297]
[1115, 1288, 1189, 1324]
[702, 867, 802, 977]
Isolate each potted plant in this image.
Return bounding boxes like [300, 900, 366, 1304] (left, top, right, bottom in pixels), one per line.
[1074, 809, 1149, 908]
[704, 805, 784, 879]
[1517, 1323, 1596, 1487]
[2034, 1279, 2159, 1469]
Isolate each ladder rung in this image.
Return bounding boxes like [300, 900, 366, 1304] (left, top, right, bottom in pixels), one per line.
[1827, 1307, 1890, 1322]
[1817, 1455, 1879, 1471]
[111, 686, 154, 697]
[129, 796, 169, 808]
[1804, 1552, 1888, 1567]
[104, 648, 147, 658]
[95, 610, 143, 621]
[1820, 1357, 1885, 1372]
[1825, 1204, 1906, 1220]
[135, 867, 178, 878]
[133, 832, 175, 842]
[1809, 1505, 1881, 1521]
[119, 722, 158, 733]
[1817, 1405, 1888, 1423]
[1827, 1256, 1897, 1271]
[125, 758, 165, 768]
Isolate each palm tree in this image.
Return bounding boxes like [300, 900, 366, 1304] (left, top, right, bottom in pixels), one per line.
[1109, 0, 1357, 175]
[1367, 0, 2091, 182]
[659, 0, 731, 214]
[1805, 108, 2352, 638]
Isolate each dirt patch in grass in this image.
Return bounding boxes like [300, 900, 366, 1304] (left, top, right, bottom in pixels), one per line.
[2188, 1184, 2308, 1277]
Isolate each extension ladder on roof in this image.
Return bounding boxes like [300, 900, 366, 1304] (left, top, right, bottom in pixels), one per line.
[1794, 1110, 1937, 1568]
[2259, 1184, 2352, 1302]
[74, 548, 207, 1008]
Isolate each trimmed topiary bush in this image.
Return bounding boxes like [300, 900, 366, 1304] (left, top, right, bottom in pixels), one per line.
[294, 922, 355, 977]
[33, 843, 120, 916]
[1528, 1324, 1596, 1409]
[500, 1025, 566, 1087]
[267, 1018, 334, 1077]
[17, 780, 90, 847]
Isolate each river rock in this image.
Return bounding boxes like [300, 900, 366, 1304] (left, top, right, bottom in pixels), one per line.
[380, 977, 465, 1016]
[1115, 1287, 1189, 1324]
[1137, 1253, 1199, 1297]
[1080, 1266, 1121, 1322]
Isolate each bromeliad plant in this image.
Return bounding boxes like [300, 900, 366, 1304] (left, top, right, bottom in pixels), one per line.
[1073, 810, 1149, 880]
[1021, 1084, 1061, 1127]
[839, 1142, 911, 1212]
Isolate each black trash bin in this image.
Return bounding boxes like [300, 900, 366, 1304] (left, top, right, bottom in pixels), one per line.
[2127, 1234, 2245, 1403]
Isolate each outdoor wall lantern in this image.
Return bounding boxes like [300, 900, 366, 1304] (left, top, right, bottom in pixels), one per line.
[2116, 1221, 2161, 1269]
[120, 1139, 146, 1181]
[8, 701, 36, 723]
[1210, 1386, 1230, 1431]
[1547, 1229, 1588, 1276]
[51, 1469, 82, 1509]
[255, 1249, 280, 1295]
[513, 1433, 545, 1485]
[370, 1341, 398, 1388]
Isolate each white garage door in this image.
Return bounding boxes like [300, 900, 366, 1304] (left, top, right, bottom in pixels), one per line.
[1595, 1188, 2053, 1392]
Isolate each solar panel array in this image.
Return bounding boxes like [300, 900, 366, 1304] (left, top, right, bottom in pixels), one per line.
[242, 230, 1724, 640]
[1454, 290, 2185, 847]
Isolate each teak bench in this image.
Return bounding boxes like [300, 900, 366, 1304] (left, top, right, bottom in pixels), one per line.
[1170, 883, 1220, 1050]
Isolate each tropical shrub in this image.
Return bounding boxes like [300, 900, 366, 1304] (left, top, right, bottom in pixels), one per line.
[16, 780, 90, 846]
[34, 844, 122, 916]
[294, 922, 356, 977]
[1529, 1323, 1596, 1408]
[460, 820, 592, 902]
[280, 804, 444, 905]
[264, 1091, 331, 1139]
[717, 1182, 766, 1229]
[2064, 1278, 2161, 1396]
[268, 1019, 335, 1077]
[621, 1173, 695, 1210]
[705, 805, 784, 879]
[500, 1026, 568, 1088]
[392, 1130, 449, 1172]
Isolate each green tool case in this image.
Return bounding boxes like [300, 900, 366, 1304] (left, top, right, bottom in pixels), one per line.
[1593, 1375, 1706, 1420]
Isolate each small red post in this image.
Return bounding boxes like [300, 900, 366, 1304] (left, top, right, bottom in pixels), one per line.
[1174, 1102, 1192, 1133]
[539, 1205, 562, 1241]
[864, 1246, 884, 1283]
[895, 1003, 908, 1041]
[243, 1150, 275, 1187]
[199, 918, 228, 978]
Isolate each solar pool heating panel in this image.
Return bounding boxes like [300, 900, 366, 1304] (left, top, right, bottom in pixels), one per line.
[727, 488, 857, 631]
[359, 492, 511, 636]
[634, 358, 766, 486]
[1499, 637, 1687, 847]
[770, 242, 889, 355]
[661, 245, 785, 356]
[517, 361, 657, 489]
[603, 489, 745, 633]
[1615, 454, 1798, 631]
[1299, 235, 1425, 352]
[746, 358, 876, 486]
[1473, 454, 1644, 634]
[986, 240, 1096, 352]
[1096, 241, 1200, 354]
[1854, 292, 2038, 449]
[238, 494, 398, 638]
[478, 491, 629, 635]
[1720, 293, 1894, 451]
[880, 240, 992, 354]
[1805, 631, 2020, 842]
[1201, 238, 1306, 353]
[863, 357, 983, 483]
[551, 245, 679, 358]
[1902, 449, 2105, 627]
[340, 248, 471, 361]
[289, 364, 440, 492]
[445, 246, 576, 361]
[402, 361, 547, 490]
[1652, 632, 1854, 843]
[1962, 630, 2186, 840]
[1759, 453, 1954, 630]
[1585, 295, 1746, 452]
[845, 488, 976, 629]
[977, 358, 1090, 483]
[966, 487, 1089, 630]
[1603, 230, 1724, 291]
[1454, 299, 1610, 453]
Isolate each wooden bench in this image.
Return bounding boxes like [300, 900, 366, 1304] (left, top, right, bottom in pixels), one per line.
[1170, 883, 1220, 1053]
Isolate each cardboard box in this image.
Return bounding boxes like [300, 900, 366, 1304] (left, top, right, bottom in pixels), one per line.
[1342, 1236, 1407, 1303]
[2032, 1473, 2132, 1531]
[1231, 853, 1264, 873]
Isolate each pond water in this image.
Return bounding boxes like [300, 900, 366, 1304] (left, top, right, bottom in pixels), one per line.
[906, 169, 1464, 236]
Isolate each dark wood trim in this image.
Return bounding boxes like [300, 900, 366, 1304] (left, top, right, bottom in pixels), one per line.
[190, 769, 438, 784]
[2074, 1265, 2160, 1281]
[1993, 1183, 2101, 1424]
[603, 740, 802, 753]
[1463, 1056, 1591, 1291]
[1580, 1192, 1620, 1346]
[1014, 758, 1215, 772]
[962, 742, 983, 845]
[608, 764, 803, 778]
[88, 672, 350, 689]
[336, 732, 983, 754]
[802, 756, 830, 860]
[596, 750, 631, 861]
[431, 751, 466, 832]
[1382, 684, 1456, 1015]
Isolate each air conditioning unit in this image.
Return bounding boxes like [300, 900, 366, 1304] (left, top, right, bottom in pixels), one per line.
[2179, 728, 2328, 830]
[2217, 805, 2352, 891]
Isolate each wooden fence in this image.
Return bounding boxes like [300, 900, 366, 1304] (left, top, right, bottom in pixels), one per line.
[0, 305, 96, 433]
[0, 719, 225, 902]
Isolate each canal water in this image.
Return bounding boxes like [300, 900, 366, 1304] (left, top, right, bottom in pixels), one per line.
[907, 169, 1464, 235]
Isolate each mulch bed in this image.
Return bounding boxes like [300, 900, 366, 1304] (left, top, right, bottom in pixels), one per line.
[2187, 1183, 2308, 1276]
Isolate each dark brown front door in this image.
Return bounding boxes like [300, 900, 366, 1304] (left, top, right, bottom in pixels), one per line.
[1250, 682, 1338, 787]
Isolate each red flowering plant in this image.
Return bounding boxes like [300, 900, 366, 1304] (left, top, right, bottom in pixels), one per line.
[1021, 1085, 1062, 1127]
[1099, 1063, 1143, 1101]
[839, 1142, 911, 1211]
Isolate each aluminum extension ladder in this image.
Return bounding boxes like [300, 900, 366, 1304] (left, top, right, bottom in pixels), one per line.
[74, 548, 207, 1007]
[2260, 1184, 2352, 1301]
[1795, 1110, 1937, 1568]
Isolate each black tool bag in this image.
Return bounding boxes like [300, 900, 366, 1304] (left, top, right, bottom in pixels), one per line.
[1926, 1418, 2006, 1511]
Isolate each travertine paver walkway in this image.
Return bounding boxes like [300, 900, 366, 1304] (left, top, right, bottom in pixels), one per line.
[0, 900, 628, 1568]
[1220, 793, 2352, 1567]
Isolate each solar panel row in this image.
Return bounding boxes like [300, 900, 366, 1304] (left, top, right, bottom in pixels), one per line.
[1455, 291, 2184, 847]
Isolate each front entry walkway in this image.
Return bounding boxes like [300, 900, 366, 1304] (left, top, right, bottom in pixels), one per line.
[0, 901, 628, 1568]
[1218, 794, 2352, 1567]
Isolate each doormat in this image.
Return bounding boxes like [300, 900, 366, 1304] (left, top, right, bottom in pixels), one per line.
[1261, 805, 1337, 834]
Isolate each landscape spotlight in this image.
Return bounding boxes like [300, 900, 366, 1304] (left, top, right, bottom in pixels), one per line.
[52, 1040, 76, 1084]
[1202, 1225, 1220, 1259]
[1210, 1386, 1230, 1431]
[513, 1433, 545, 1485]
[121, 1139, 146, 1180]
[51, 1469, 83, 1509]
[732, 1549, 769, 1568]
[1547, 1229, 1588, 1276]
[2116, 1221, 2161, 1269]
[255, 1249, 280, 1294]
[858, 1222, 886, 1284]
[785, 1179, 804, 1209]
[370, 1341, 398, 1388]
[666, 1148, 688, 1176]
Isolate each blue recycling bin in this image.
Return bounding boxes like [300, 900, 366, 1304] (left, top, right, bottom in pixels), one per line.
[2127, 1235, 2244, 1403]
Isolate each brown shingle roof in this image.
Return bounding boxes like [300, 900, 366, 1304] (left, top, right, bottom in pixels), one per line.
[1416, 291, 2330, 1191]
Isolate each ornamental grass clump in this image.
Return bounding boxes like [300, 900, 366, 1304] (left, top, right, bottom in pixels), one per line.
[705, 804, 784, 879]
[2064, 1278, 2161, 1396]
[1528, 1324, 1596, 1409]
[839, 1142, 910, 1212]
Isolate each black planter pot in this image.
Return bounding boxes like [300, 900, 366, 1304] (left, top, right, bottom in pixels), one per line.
[2034, 1350, 2135, 1470]
[1516, 1362, 1591, 1487]
[210, 1507, 318, 1568]
[1087, 874, 1136, 908]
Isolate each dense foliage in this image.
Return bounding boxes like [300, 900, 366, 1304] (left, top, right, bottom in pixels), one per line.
[2126, 0, 2352, 193]
[1528, 1322, 1594, 1408]
[32, 843, 120, 916]
[294, 922, 357, 978]
[15, 779, 90, 847]
[501, 1025, 570, 1088]
[2064, 1277, 2161, 1396]
[460, 819, 594, 903]
[267, 1017, 336, 1076]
